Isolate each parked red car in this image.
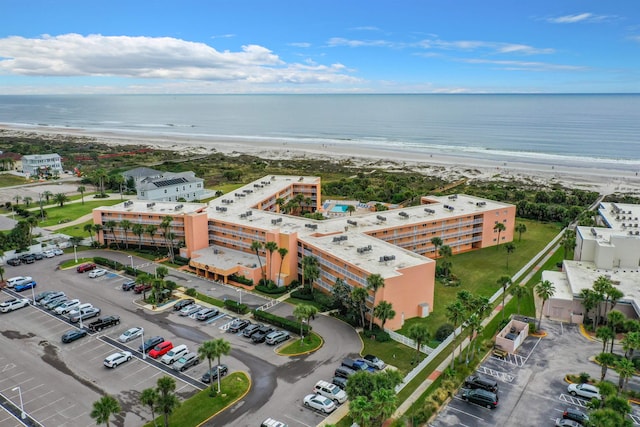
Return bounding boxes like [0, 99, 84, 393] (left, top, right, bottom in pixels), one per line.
[77, 263, 97, 273]
[134, 283, 152, 294]
[148, 341, 173, 359]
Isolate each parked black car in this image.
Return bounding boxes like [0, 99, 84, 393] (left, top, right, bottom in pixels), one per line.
[19, 254, 35, 264]
[251, 326, 274, 343]
[242, 323, 263, 338]
[464, 374, 498, 393]
[139, 336, 165, 353]
[201, 364, 228, 383]
[563, 407, 590, 424]
[228, 319, 250, 333]
[61, 329, 88, 343]
[174, 298, 195, 311]
[332, 376, 348, 390]
[461, 388, 499, 409]
[7, 258, 21, 266]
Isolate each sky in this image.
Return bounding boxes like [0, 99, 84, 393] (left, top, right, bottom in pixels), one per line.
[1, 0, 639, 94]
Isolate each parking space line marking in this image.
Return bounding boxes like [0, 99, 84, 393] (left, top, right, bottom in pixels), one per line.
[22, 383, 45, 395]
[629, 414, 640, 425]
[283, 414, 314, 427]
[446, 403, 487, 420]
[559, 393, 589, 408]
[27, 394, 63, 413]
[23, 389, 55, 406]
[476, 366, 514, 383]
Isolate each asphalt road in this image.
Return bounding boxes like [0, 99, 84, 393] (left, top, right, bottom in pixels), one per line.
[1, 250, 362, 427]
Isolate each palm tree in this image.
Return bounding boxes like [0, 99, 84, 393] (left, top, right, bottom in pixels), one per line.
[560, 229, 576, 260]
[351, 287, 368, 328]
[84, 223, 95, 244]
[77, 185, 86, 204]
[371, 388, 398, 425]
[132, 223, 145, 249]
[597, 352, 616, 382]
[304, 305, 319, 342]
[407, 323, 430, 365]
[349, 396, 373, 427]
[42, 190, 52, 203]
[140, 388, 159, 427]
[366, 273, 385, 331]
[497, 275, 512, 321]
[250, 240, 265, 284]
[465, 314, 482, 364]
[136, 273, 152, 300]
[615, 358, 636, 392]
[293, 304, 312, 339]
[23, 196, 32, 206]
[90, 395, 121, 427]
[535, 279, 555, 331]
[596, 326, 614, 354]
[504, 242, 516, 270]
[103, 220, 119, 249]
[373, 301, 395, 330]
[276, 247, 288, 287]
[430, 236, 442, 257]
[346, 205, 356, 216]
[622, 331, 640, 360]
[493, 222, 506, 247]
[0, 266, 5, 283]
[607, 310, 626, 353]
[605, 287, 624, 323]
[514, 223, 527, 242]
[146, 224, 158, 248]
[120, 219, 131, 249]
[156, 376, 179, 427]
[160, 216, 174, 261]
[198, 339, 231, 393]
[301, 255, 319, 295]
[53, 192, 69, 207]
[13, 195, 21, 205]
[510, 284, 527, 315]
[438, 245, 452, 278]
[579, 288, 598, 329]
[445, 300, 465, 369]
[264, 241, 278, 282]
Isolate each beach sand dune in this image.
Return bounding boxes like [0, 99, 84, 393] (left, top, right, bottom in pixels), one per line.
[1, 125, 639, 196]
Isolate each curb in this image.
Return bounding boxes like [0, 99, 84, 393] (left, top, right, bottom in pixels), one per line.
[579, 324, 595, 341]
[196, 371, 252, 427]
[278, 332, 324, 357]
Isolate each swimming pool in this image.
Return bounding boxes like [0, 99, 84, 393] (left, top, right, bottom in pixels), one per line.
[331, 204, 349, 213]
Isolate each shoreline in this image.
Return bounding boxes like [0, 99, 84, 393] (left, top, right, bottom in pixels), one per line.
[2, 124, 639, 196]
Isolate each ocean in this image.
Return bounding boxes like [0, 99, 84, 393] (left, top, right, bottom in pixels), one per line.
[0, 94, 639, 169]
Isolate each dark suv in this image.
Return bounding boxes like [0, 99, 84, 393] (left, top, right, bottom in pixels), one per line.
[138, 336, 165, 353]
[464, 374, 498, 393]
[461, 388, 499, 409]
[242, 323, 262, 338]
[563, 408, 589, 424]
[251, 326, 274, 343]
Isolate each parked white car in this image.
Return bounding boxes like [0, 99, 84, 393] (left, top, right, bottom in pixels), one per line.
[0, 298, 30, 313]
[567, 383, 601, 400]
[43, 250, 55, 258]
[89, 269, 107, 278]
[118, 327, 144, 343]
[6, 276, 33, 288]
[303, 394, 336, 413]
[104, 351, 132, 368]
[55, 299, 81, 315]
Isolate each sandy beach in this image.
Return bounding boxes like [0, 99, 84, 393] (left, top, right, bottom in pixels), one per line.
[2, 124, 639, 196]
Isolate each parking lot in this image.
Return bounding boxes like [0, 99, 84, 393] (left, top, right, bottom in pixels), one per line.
[431, 320, 640, 426]
[0, 252, 361, 426]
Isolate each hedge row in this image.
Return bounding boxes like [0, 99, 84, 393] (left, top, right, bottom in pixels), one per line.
[290, 289, 314, 301]
[224, 300, 249, 314]
[94, 256, 125, 270]
[252, 309, 310, 336]
[173, 255, 190, 266]
[229, 274, 253, 286]
[255, 284, 288, 295]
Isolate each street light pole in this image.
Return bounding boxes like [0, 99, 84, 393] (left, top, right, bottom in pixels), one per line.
[73, 245, 78, 263]
[237, 288, 242, 305]
[141, 329, 146, 360]
[128, 255, 134, 269]
[30, 284, 36, 305]
[11, 386, 25, 420]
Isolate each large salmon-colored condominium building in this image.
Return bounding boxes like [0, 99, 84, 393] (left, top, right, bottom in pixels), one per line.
[93, 175, 515, 330]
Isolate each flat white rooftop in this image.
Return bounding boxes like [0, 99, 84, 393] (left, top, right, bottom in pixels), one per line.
[100, 200, 207, 215]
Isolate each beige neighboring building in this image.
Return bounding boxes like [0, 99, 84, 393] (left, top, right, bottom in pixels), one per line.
[543, 202, 640, 323]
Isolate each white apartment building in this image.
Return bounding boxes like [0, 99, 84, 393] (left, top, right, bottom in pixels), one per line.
[21, 153, 63, 176]
[137, 171, 205, 202]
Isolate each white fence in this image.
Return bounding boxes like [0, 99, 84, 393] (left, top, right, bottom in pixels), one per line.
[386, 330, 433, 355]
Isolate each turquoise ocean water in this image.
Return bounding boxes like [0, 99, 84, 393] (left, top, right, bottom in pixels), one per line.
[0, 94, 638, 169]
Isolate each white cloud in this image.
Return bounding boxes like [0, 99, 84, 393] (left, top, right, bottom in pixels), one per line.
[327, 37, 397, 48]
[350, 26, 381, 32]
[289, 42, 311, 48]
[462, 58, 587, 72]
[0, 33, 357, 85]
[421, 39, 554, 55]
[546, 13, 614, 24]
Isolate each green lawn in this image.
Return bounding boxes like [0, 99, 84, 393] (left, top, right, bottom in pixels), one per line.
[284, 297, 326, 311]
[359, 332, 416, 375]
[142, 372, 250, 427]
[38, 199, 122, 227]
[398, 219, 560, 335]
[55, 220, 94, 238]
[279, 332, 322, 354]
[0, 174, 28, 187]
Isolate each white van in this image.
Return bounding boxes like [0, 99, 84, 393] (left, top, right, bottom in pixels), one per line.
[7, 276, 33, 288]
[313, 380, 348, 404]
[161, 344, 189, 365]
[68, 303, 93, 316]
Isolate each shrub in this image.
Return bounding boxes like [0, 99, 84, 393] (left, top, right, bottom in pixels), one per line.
[229, 274, 253, 286]
[93, 256, 124, 270]
[185, 288, 197, 297]
[173, 255, 190, 266]
[313, 293, 336, 311]
[255, 284, 288, 295]
[579, 372, 591, 383]
[224, 299, 249, 314]
[368, 328, 390, 342]
[290, 289, 314, 301]
[252, 309, 309, 336]
[435, 323, 455, 342]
